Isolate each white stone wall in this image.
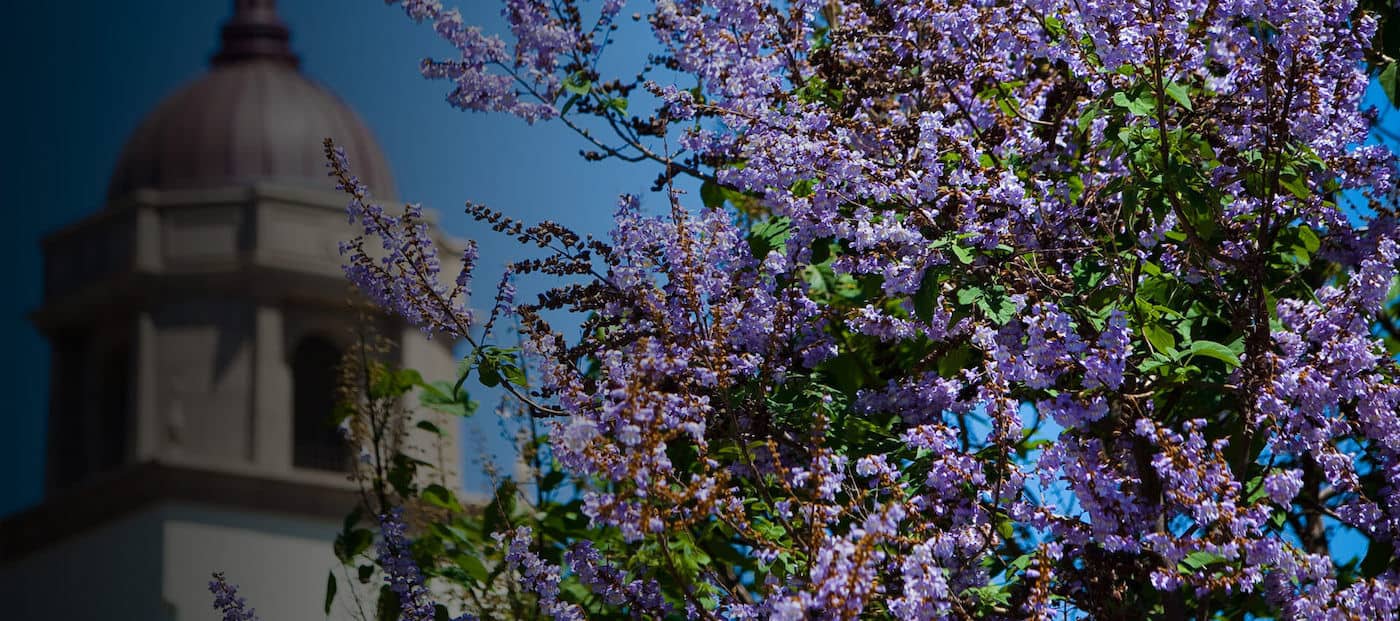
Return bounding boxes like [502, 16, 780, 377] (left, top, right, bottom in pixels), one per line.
[0, 508, 168, 621]
[0, 503, 369, 621]
[154, 300, 256, 466]
[161, 504, 360, 621]
[22, 184, 470, 620]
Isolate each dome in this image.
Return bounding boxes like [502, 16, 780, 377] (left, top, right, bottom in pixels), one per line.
[106, 0, 396, 201]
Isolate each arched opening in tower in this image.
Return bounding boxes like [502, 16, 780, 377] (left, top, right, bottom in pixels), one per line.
[291, 336, 348, 472]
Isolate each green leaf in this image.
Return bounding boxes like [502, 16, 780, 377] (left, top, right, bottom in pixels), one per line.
[997, 518, 1015, 540]
[1179, 551, 1227, 572]
[1077, 103, 1101, 133]
[559, 93, 581, 115]
[1361, 540, 1395, 578]
[332, 402, 355, 426]
[422, 484, 457, 510]
[963, 584, 1013, 609]
[396, 368, 424, 388]
[700, 180, 726, 209]
[1188, 340, 1241, 368]
[608, 97, 629, 114]
[995, 95, 1020, 118]
[748, 217, 791, 258]
[563, 71, 591, 96]
[343, 506, 363, 533]
[501, 364, 529, 388]
[370, 366, 422, 399]
[956, 287, 984, 307]
[1178, 187, 1219, 240]
[1164, 81, 1193, 111]
[822, 352, 869, 394]
[482, 480, 519, 535]
[951, 243, 975, 264]
[540, 470, 566, 492]
[1112, 90, 1155, 116]
[456, 553, 490, 583]
[1297, 225, 1320, 253]
[809, 236, 833, 264]
[477, 358, 501, 388]
[913, 268, 940, 321]
[335, 528, 373, 562]
[415, 420, 442, 435]
[937, 344, 974, 378]
[1280, 175, 1310, 200]
[387, 453, 423, 497]
[377, 585, 401, 621]
[979, 289, 1018, 325]
[1143, 322, 1177, 354]
[419, 380, 474, 417]
[1008, 553, 1035, 573]
[325, 571, 337, 616]
[1380, 62, 1399, 108]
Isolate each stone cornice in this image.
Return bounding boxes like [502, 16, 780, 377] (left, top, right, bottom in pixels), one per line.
[30, 267, 383, 335]
[0, 461, 361, 563]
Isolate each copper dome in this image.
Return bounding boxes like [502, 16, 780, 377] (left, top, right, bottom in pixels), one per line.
[106, 0, 396, 201]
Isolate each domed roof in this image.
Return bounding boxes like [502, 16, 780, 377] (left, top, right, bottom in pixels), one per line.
[106, 0, 396, 201]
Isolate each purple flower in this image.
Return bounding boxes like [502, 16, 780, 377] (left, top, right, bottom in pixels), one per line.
[496, 526, 586, 620]
[366, 0, 1400, 616]
[1264, 470, 1304, 506]
[208, 572, 260, 621]
[377, 509, 462, 621]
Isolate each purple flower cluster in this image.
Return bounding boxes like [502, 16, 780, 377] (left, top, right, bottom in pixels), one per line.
[372, 510, 480, 621]
[495, 526, 586, 620]
[208, 572, 260, 621]
[383, 0, 634, 123]
[357, 0, 1400, 617]
[327, 140, 475, 338]
[377, 509, 440, 621]
[563, 541, 669, 613]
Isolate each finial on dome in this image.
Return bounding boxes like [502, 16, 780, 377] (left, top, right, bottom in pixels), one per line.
[212, 0, 300, 67]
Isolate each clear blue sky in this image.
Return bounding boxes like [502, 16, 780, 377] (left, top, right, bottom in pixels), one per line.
[0, 0, 668, 517]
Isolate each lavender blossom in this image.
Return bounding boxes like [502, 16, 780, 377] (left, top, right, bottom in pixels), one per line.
[377, 509, 441, 621]
[358, 0, 1400, 616]
[208, 572, 260, 621]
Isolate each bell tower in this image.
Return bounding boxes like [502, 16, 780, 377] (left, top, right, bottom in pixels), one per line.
[0, 2, 462, 619]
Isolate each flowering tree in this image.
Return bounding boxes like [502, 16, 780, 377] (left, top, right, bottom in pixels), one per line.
[213, 0, 1400, 619]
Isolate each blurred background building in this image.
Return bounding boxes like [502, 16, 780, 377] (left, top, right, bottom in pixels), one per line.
[0, 0, 670, 616]
[0, 1, 459, 618]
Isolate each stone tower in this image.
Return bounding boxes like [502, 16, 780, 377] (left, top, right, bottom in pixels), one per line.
[0, 2, 461, 619]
